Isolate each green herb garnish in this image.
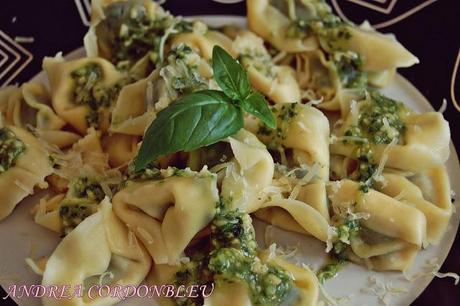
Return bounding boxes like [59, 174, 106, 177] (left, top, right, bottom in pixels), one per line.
[316, 260, 345, 284]
[0, 128, 26, 174]
[134, 46, 276, 171]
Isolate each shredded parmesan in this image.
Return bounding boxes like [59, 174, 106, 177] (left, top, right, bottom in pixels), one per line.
[158, 18, 183, 63]
[325, 226, 337, 253]
[404, 257, 460, 285]
[25, 258, 44, 276]
[318, 284, 339, 306]
[365, 137, 398, 187]
[361, 275, 408, 306]
[438, 99, 447, 113]
[272, 51, 287, 64]
[98, 271, 114, 285]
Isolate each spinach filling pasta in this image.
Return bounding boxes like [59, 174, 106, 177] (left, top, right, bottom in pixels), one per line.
[0, 0, 455, 305]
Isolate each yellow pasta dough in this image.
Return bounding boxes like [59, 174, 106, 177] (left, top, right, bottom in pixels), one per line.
[0, 126, 53, 220]
[112, 170, 219, 265]
[42, 199, 151, 306]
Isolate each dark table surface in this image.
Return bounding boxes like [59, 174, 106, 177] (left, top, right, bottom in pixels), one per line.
[0, 0, 459, 305]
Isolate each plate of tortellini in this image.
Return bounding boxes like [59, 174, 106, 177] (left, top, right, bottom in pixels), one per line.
[0, 0, 459, 306]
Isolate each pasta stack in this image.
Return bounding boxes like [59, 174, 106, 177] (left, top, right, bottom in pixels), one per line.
[0, 0, 452, 305]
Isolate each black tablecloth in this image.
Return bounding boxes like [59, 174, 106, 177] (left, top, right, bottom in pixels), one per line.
[0, 0, 459, 305]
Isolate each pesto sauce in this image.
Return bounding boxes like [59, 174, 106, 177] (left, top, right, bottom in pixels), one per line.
[316, 260, 345, 284]
[162, 44, 208, 97]
[59, 177, 105, 235]
[285, 0, 351, 50]
[209, 248, 293, 306]
[67, 177, 106, 202]
[71, 63, 124, 127]
[332, 218, 360, 255]
[0, 128, 26, 174]
[257, 103, 299, 149]
[333, 51, 367, 89]
[284, 0, 369, 91]
[102, 2, 193, 69]
[59, 198, 99, 235]
[211, 211, 257, 256]
[343, 92, 406, 190]
[173, 207, 294, 306]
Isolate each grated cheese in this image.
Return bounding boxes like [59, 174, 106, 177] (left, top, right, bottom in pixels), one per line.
[325, 226, 337, 253]
[438, 99, 447, 113]
[272, 51, 287, 64]
[364, 137, 398, 187]
[98, 271, 114, 285]
[404, 257, 460, 285]
[25, 258, 44, 276]
[361, 275, 408, 306]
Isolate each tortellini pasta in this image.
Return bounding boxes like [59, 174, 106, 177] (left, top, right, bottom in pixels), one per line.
[170, 24, 235, 61]
[87, 0, 173, 70]
[0, 126, 53, 220]
[42, 199, 151, 306]
[375, 166, 453, 246]
[0, 1, 455, 304]
[232, 31, 301, 104]
[44, 56, 124, 134]
[247, 103, 330, 180]
[247, 0, 418, 100]
[112, 169, 219, 264]
[328, 179, 427, 271]
[330, 92, 450, 173]
[0, 83, 81, 148]
[248, 0, 418, 71]
[247, 0, 319, 53]
[110, 44, 213, 135]
[148, 251, 320, 306]
[220, 129, 274, 213]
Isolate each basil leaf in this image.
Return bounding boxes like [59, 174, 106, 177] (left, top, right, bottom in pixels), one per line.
[212, 46, 251, 101]
[134, 90, 243, 171]
[241, 92, 276, 129]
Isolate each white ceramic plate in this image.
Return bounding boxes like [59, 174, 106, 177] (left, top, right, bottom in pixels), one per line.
[0, 16, 459, 306]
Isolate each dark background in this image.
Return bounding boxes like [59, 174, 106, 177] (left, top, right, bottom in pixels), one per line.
[0, 0, 459, 305]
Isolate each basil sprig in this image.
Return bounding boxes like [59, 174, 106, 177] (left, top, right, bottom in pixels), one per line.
[134, 46, 275, 171]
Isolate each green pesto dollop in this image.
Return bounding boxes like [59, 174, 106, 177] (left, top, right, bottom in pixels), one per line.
[353, 92, 407, 145]
[316, 260, 345, 284]
[284, 0, 351, 49]
[67, 176, 106, 202]
[331, 217, 360, 255]
[0, 127, 26, 174]
[333, 51, 367, 89]
[59, 198, 99, 235]
[209, 247, 293, 306]
[343, 92, 407, 190]
[211, 210, 257, 256]
[59, 177, 105, 235]
[71, 63, 123, 127]
[99, 1, 193, 69]
[174, 208, 294, 306]
[257, 103, 300, 149]
[161, 44, 208, 97]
